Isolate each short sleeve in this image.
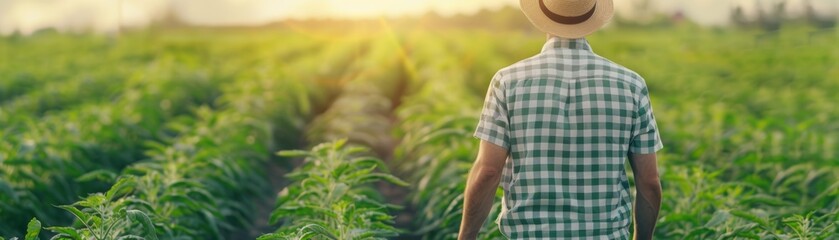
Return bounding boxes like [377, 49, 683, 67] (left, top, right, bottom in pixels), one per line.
[629, 86, 663, 154]
[474, 72, 510, 150]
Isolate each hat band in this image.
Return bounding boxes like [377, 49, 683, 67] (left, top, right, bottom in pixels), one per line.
[539, 0, 597, 25]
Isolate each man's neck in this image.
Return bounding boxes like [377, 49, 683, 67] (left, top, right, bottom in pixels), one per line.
[546, 33, 584, 41]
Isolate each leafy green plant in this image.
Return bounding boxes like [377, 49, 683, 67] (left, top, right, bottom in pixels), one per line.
[1, 218, 42, 240]
[1, 30, 353, 237]
[44, 107, 275, 239]
[782, 211, 838, 239]
[0, 43, 236, 235]
[261, 140, 407, 239]
[48, 192, 157, 240]
[2, 24, 838, 239]
[389, 33, 505, 240]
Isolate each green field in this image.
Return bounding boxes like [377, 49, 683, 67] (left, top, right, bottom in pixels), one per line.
[1, 23, 838, 239]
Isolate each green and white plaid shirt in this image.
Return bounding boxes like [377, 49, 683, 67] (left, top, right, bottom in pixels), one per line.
[474, 37, 663, 239]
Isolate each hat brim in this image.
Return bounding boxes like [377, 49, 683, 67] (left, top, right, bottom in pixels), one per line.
[520, 0, 614, 39]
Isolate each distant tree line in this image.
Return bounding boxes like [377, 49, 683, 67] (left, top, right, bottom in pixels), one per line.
[731, 0, 836, 31]
[146, 1, 838, 33]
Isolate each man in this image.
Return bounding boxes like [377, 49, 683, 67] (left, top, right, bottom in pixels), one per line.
[458, 0, 663, 239]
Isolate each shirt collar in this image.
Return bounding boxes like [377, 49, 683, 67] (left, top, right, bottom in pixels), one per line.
[541, 37, 592, 53]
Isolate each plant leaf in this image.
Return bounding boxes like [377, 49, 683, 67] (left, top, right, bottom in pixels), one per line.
[277, 150, 310, 158]
[106, 177, 137, 201]
[116, 236, 145, 240]
[359, 173, 409, 187]
[256, 233, 284, 240]
[25, 218, 41, 240]
[300, 224, 337, 240]
[730, 210, 770, 228]
[57, 205, 89, 224]
[76, 169, 117, 183]
[45, 226, 81, 240]
[126, 210, 158, 240]
[705, 210, 731, 228]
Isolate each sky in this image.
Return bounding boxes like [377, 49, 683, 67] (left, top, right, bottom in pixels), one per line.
[0, 0, 837, 35]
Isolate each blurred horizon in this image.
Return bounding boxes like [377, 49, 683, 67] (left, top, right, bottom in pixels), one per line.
[1, 0, 838, 35]
[1, 0, 838, 239]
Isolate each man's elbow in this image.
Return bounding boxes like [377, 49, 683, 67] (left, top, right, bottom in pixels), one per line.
[473, 166, 503, 183]
[636, 177, 662, 198]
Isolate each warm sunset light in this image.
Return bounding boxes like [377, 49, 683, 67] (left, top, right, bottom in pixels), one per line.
[1, 0, 838, 239]
[1, 0, 836, 34]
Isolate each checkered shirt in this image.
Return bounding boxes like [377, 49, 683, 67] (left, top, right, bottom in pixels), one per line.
[474, 37, 663, 239]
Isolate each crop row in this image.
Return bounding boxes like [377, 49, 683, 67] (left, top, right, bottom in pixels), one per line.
[259, 140, 406, 239]
[1, 31, 365, 239]
[0, 66, 225, 234]
[390, 31, 507, 239]
[2, 27, 837, 239]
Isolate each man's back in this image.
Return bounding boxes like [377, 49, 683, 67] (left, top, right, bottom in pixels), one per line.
[459, 1, 663, 239]
[473, 37, 663, 239]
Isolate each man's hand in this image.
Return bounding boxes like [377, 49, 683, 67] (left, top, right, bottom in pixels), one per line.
[458, 141, 508, 240]
[628, 153, 662, 240]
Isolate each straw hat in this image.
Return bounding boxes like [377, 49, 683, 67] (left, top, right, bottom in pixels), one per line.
[520, 0, 614, 39]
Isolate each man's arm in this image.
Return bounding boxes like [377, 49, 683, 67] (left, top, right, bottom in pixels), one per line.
[628, 153, 662, 240]
[458, 141, 508, 240]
